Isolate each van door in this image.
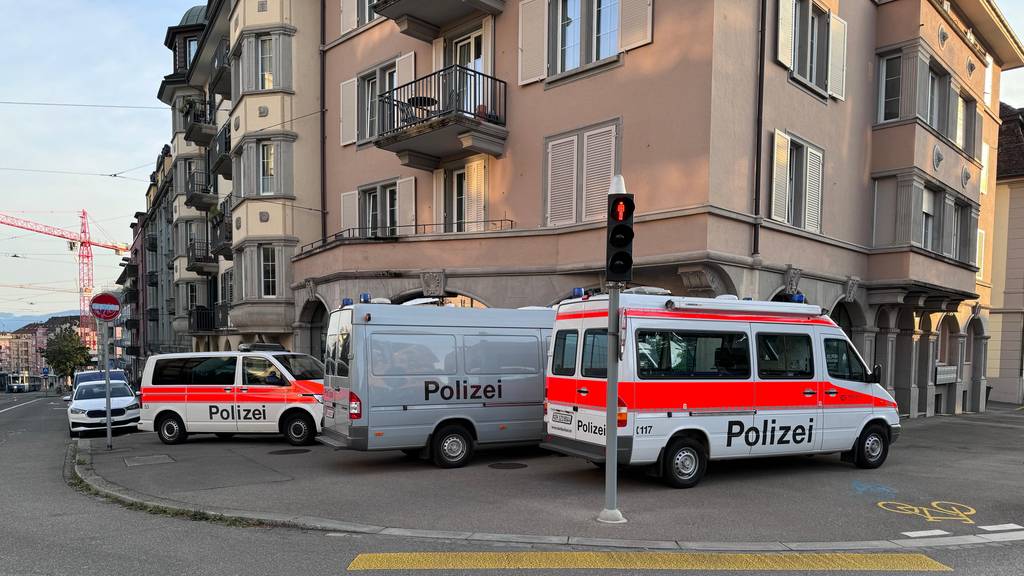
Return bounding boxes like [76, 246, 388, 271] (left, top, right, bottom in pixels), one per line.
[185, 356, 238, 432]
[819, 332, 874, 451]
[545, 327, 581, 442]
[236, 355, 288, 432]
[751, 326, 822, 455]
[323, 309, 353, 436]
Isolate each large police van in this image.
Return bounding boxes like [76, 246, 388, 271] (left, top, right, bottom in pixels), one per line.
[139, 351, 324, 445]
[318, 304, 554, 467]
[541, 293, 900, 488]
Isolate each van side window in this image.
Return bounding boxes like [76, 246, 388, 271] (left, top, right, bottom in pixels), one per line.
[465, 336, 540, 374]
[190, 357, 236, 385]
[756, 334, 814, 379]
[370, 334, 457, 376]
[336, 325, 351, 378]
[325, 311, 341, 375]
[581, 329, 607, 378]
[551, 330, 578, 376]
[824, 338, 867, 382]
[636, 331, 750, 379]
[244, 357, 286, 386]
[152, 358, 203, 385]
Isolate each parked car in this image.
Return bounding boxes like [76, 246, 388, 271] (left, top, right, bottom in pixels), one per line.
[73, 369, 129, 391]
[65, 381, 140, 437]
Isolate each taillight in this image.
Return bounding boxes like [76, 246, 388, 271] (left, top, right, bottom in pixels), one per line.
[348, 391, 362, 420]
[617, 397, 628, 428]
[543, 400, 548, 415]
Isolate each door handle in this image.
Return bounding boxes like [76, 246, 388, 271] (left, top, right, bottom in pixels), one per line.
[577, 388, 589, 396]
[222, 387, 232, 393]
[825, 389, 838, 396]
[802, 389, 817, 397]
[240, 387, 249, 393]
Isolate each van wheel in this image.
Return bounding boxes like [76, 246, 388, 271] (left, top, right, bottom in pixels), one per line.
[662, 438, 707, 489]
[157, 414, 187, 445]
[854, 424, 889, 469]
[431, 425, 474, 468]
[283, 413, 315, 446]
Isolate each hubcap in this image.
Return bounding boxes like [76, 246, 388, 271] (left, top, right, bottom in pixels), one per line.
[865, 433, 883, 461]
[441, 434, 466, 461]
[163, 421, 178, 438]
[289, 421, 307, 439]
[673, 447, 699, 480]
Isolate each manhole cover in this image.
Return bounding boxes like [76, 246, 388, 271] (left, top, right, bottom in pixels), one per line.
[488, 462, 527, 470]
[268, 449, 311, 455]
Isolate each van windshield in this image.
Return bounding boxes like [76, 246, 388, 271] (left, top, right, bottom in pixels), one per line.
[274, 354, 324, 380]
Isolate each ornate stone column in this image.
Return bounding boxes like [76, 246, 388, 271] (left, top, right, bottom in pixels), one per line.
[850, 327, 878, 367]
[970, 335, 991, 412]
[894, 329, 921, 417]
[949, 333, 968, 414]
[878, 328, 900, 398]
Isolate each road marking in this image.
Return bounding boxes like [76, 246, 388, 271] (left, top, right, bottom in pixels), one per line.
[346, 552, 952, 571]
[0, 397, 44, 415]
[877, 501, 976, 524]
[979, 524, 1023, 532]
[901, 530, 951, 538]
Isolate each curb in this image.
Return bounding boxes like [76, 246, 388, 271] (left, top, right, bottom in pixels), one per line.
[71, 439, 1024, 552]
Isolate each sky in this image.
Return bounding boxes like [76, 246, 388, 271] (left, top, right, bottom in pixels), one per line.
[2, 1, 1024, 324]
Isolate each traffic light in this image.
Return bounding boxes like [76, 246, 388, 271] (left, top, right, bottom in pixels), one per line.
[606, 193, 635, 283]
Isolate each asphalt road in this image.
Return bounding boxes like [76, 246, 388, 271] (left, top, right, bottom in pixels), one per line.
[0, 391, 1022, 575]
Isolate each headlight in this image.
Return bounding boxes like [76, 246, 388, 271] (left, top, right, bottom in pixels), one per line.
[126, 402, 140, 411]
[69, 408, 87, 415]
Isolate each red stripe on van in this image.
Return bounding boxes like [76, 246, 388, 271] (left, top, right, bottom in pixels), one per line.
[555, 310, 609, 321]
[555, 308, 836, 326]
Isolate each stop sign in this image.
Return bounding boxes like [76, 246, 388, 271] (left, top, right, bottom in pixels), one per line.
[89, 292, 122, 322]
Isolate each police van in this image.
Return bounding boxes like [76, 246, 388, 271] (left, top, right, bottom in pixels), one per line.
[139, 351, 324, 445]
[318, 303, 554, 467]
[541, 292, 900, 488]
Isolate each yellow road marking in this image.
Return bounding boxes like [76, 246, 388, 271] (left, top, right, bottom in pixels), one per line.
[347, 552, 952, 571]
[877, 501, 976, 524]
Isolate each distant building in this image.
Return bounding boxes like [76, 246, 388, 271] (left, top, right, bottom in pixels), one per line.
[4, 315, 80, 376]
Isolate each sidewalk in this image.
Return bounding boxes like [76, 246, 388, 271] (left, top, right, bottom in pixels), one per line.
[78, 404, 1024, 549]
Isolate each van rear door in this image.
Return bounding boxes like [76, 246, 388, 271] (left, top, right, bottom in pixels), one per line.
[323, 309, 353, 437]
[546, 326, 581, 441]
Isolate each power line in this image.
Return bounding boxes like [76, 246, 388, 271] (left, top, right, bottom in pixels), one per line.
[0, 167, 148, 182]
[0, 100, 167, 110]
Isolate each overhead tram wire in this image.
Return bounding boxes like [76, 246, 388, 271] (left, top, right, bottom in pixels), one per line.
[0, 167, 148, 182]
[0, 100, 167, 110]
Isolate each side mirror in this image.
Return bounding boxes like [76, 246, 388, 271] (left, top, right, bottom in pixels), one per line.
[869, 364, 883, 384]
[61, 396, 71, 402]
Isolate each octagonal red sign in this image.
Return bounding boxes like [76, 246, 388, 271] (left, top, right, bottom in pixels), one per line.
[89, 292, 121, 322]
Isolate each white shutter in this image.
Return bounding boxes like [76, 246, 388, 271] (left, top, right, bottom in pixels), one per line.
[433, 169, 445, 230]
[980, 143, 990, 195]
[482, 16, 494, 75]
[465, 160, 487, 232]
[777, 0, 795, 70]
[396, 52, 416, 86]
[619, 0, 653, 52]
[340, 78, 357, 146]
[804, 147, 823, 234]
[433, 37, 445, 72]
[828, 13, 847, 100]
[771, 130, 792, 223]
[547, 136, 578, 226]
[518, 0, 547, 85]
[396, 177, 416, 235]
[582, 125, 616, 221]
[340, 190, 358, 236]
[341, 0, 357, 34]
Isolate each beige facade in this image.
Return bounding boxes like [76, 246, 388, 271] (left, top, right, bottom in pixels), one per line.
[287, 0, 1023, 415]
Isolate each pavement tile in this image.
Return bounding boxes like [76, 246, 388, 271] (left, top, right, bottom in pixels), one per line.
[677, 541, 789, 551]
[783, 540, 903, 550]
[380, 527, 473, 540]
[892, 535, 989, 547]
[978, 531, 1024, 542]
[568, 536, 680, 549]
[469, 532, 570, 545]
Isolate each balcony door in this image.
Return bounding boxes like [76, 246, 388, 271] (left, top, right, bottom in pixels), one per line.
[453, 31, 484, 115]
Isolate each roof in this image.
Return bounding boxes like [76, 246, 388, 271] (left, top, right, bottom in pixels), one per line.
[346, 304, 556, 329]
[958, 0, 1024, 70]
[13, 315, 79, 334]
[998, 102, 1024, 179]
[179, 5, 207, 27]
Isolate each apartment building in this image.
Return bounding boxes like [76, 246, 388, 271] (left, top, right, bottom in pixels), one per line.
[288, 0, 1022, 416]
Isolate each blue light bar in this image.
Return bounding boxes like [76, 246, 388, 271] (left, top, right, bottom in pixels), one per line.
[571, 287, 585, 298]
[341, 297, 354, 307]
[359, 292, 371, 304]
[791, 293, 806, 303]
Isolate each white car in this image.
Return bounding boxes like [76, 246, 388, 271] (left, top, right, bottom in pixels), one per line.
[65, 381, 140, 437]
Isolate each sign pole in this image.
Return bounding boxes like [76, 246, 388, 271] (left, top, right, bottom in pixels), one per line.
[101, 319, 113, 450]
[598, 283, 626, 524]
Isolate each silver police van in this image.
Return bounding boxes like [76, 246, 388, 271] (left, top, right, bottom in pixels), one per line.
[317, 303, 554, 467]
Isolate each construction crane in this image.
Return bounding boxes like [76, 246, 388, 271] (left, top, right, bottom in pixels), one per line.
[0, 210, 128, 350]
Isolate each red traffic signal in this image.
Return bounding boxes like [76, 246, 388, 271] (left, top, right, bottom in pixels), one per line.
[610, 197, 634, 222]
[606, 193, 635, 283]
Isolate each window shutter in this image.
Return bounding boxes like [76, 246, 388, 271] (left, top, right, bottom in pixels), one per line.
[771, 130, 792, 223]
[433, 169, 445, 230]
[916, 56, 930, 121]
[433, 37, 445, 72]
[947, 85, 960, 140]
[341, 0, 357, 34]
[276, 141, 293, 196]
[277, 34, 292, 90]
[973, 107, 984, 159]
[980, 143, 990, 195]
[547, 136, 578, 226]
[804, 147, 823, 234]
[518, 0, 547, 85]
[340, 190, 359, 236]
[465, 159, 488, 232]
[340, 78, 357, 145]
[244, 143, 259, 197]
[777, 0, 795, 70]
[582, 125, 616, 221]
[828, 14, 847, 100]
[396, 52, 416, 87]
[619, 0, 653, 52]
[396, 177, 416, 235]
[482, 16, 494, 75]
[276, 246, 286, 298]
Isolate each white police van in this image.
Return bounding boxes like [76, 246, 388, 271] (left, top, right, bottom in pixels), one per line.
[541, 291, 900, 488]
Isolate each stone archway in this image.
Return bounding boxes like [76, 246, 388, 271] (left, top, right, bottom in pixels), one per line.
[391, 288, 490, 308]
[297, 298, 329, 361]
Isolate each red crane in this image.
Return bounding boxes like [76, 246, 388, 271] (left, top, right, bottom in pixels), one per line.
[0, 210, 128, 350]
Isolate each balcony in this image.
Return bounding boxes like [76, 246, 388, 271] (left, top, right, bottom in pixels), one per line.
[146, 307, 159, 319]
[215, 301, 231, 329]
[376, 65, 507, 170]
[123, 288, 139, 304]
[210, 123, 232, 178]
[210, 38, 231, 98]
[125, 318, 140, 331]
[124, 345, 140, 357]
[184, 169, 216, 211]
[372, 0, 504, 41]
[186, 240, 218, 275]
[188, 307, 217, 334]
[145, 234, 157, 252]
[210, 198, 234, 260]
[183, 99, 216, 145]
[146, 271, 159, 287]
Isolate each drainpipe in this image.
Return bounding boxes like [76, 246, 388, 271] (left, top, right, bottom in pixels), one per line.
[319, 0, 327, 243]
[752, 0, 769, 257]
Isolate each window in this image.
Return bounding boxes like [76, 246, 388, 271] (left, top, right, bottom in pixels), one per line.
[451, 169, 467, 232]
[951, 205, 962, 260]
[955, 92, 967, 149]
[879, 55, 901, 122]
[792, 0, 829, 92]
[187, 282, 198, 310]
[788, 139, 806, 226]
[581, 329, 607, 378]
[257, 0, 268, 12]
[364, 75, 378, 139]
[190, 357, 237, 385]
[772, 130, 822, 233]
[465, 336, 541, 374]
[546, 122, 618, 226]
[756, 334, 814, 379]
[260, 142, 274, 195]
[551, 330, 579, 376]
[259, 37, 274, 89]
[244, 357, 286, 386]
[260, 245, 277, 297]
[922, 189, 936, 251]
[369, 334, 457, 376]
[152, 357, 205, 385]
[824, 339, 867, 382]
[187, 37, 198, 66]
[977, 229, 985, 279]
[558, 0, 583, 73]
[636, 331, 751, 379]
[362, 182, 398, 237]
[273, 354, 324, 381]
[334, 310, 352, 377]
[594, 0, 619, 61]
[360, 0, 378, 26]
[928, 70, 945, 131]
[552, 0, 623, 75]
[358, 64, 395, 141]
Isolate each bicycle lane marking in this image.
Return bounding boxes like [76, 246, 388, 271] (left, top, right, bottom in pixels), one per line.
[877, 501, 977, 524]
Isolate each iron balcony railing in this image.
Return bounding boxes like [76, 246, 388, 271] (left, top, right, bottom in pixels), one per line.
[188, 307, 216, 333]
[377, 64, 507, 138]
[211, 202, 234, 259]
[185, 169, 215, 209]
[146, 271, 159, 287]
[210, 122, 232, 176]
[187, 240, 217, 270]
[182, 98, 213, 127]
[215, 301, 231, 329]
[210, 37, 231, 97]
[145, 234, 157, 252]
[299, 219, 514, 253]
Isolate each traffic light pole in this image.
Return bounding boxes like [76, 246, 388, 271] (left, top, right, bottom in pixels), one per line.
[598, 282, 626, 524]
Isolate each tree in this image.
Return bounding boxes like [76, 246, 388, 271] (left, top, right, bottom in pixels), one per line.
[43, 326, 90, 382]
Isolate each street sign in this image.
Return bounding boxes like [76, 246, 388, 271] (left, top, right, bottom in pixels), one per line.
[41, 367, 49, 376]
[89, 292, 121, 322]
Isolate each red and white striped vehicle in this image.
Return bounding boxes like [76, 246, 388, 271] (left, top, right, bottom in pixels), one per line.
[541, 292, 900, 488]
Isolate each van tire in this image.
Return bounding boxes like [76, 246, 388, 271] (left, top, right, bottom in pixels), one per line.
[854, 424, 889, 469]
[431, 425, 474, 468]
[156, 414, 187, 445]
[662, 437, 707, 489]
[283, 413, 315, 446]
